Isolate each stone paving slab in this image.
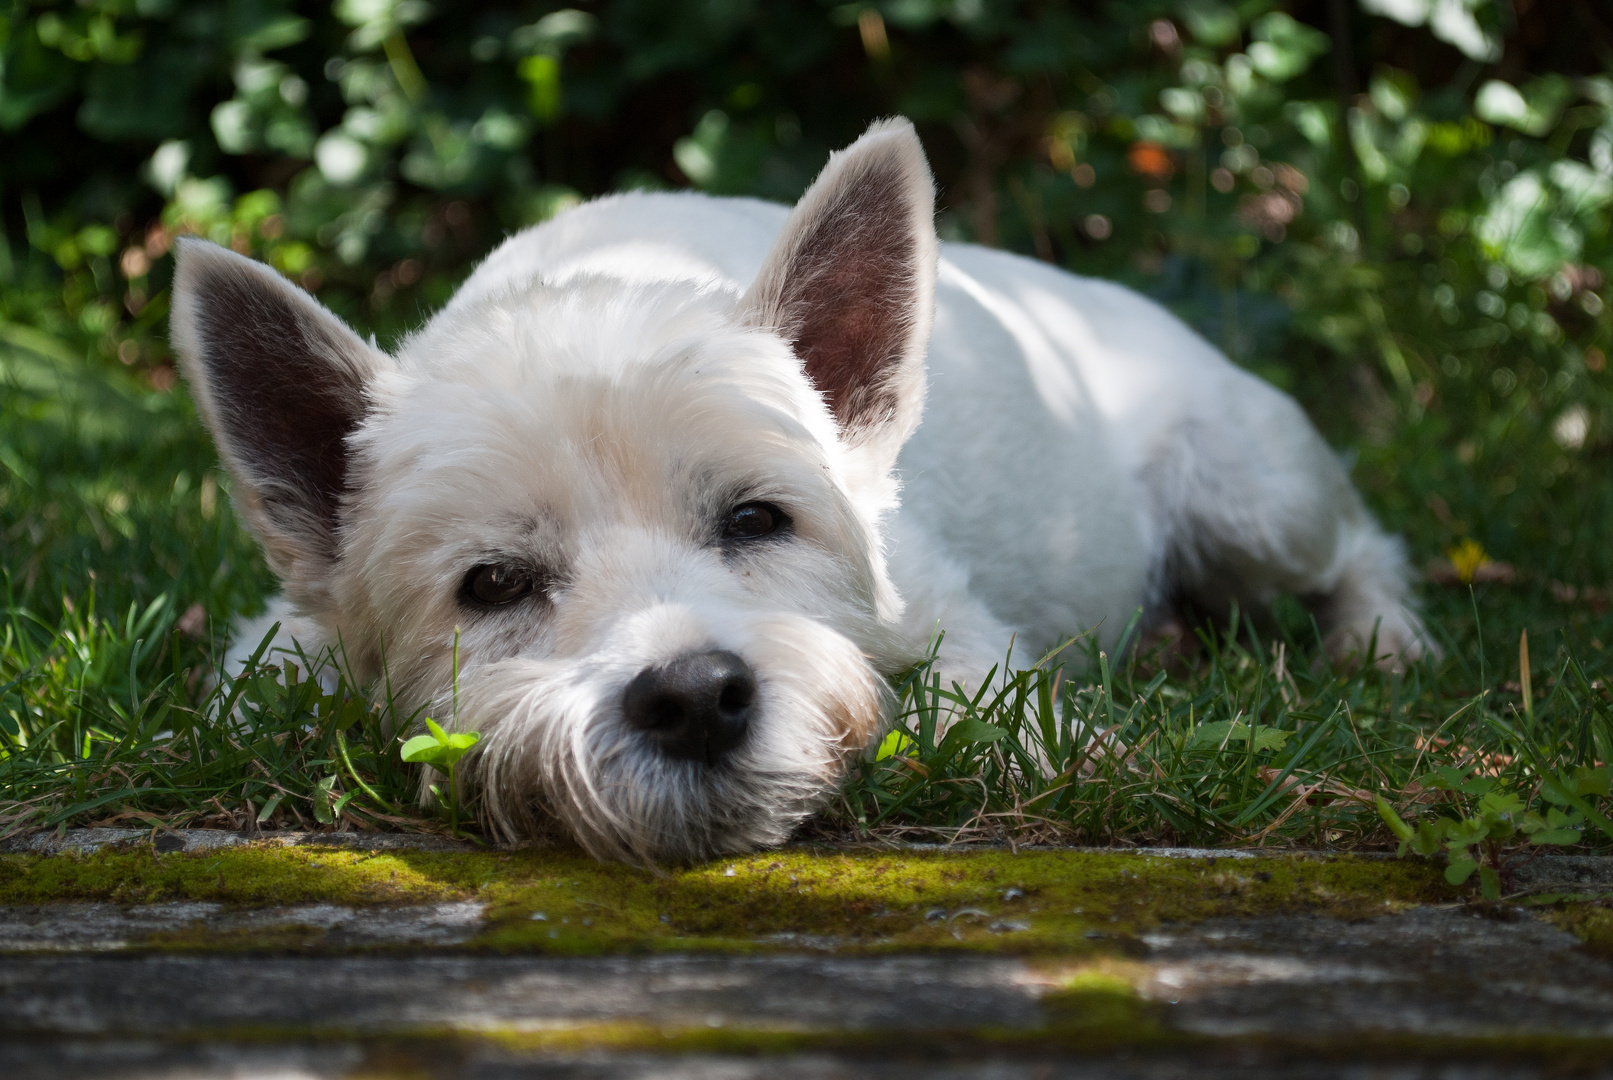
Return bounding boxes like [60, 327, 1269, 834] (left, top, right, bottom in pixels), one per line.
[2, 909, 1612, 1076]
[2, 908, 1609, 1040]
[0, 954, 1046, 1035]
[0, 827, 473, 855]
[0, 900, 489, 951]
[4, 1042, 1605, 1080]
[4, 831, 1613, 1077]
[1141, 907, 1613, 1038]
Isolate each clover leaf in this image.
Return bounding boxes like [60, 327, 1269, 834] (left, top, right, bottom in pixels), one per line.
[399, 718, 483, 833]
[400, 718, 481, 770]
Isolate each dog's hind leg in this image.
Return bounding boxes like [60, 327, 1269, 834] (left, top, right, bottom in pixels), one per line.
[1143, 396, 1431, 668]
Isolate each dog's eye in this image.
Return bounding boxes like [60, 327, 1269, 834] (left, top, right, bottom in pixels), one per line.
[721, 501, 789, 541]
[463, 564, 538, 606]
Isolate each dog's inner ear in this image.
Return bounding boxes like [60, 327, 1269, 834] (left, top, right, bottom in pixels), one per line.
[172, 241, 388, 586]
[743, 121, 936, 438]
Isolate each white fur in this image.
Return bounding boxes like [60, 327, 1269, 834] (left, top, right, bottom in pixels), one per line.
[180, 119, 1427, 862]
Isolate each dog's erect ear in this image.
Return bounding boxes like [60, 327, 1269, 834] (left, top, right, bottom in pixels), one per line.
[170, 238, 390, 603]
[742, 117, 937, 457]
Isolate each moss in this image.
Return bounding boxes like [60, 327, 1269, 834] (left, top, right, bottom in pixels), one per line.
[478, 1015, 1183, 1057]
[1538, 899, 1613, 957]
[0, 846, 477, 906]
[469, 849, 1454, 955]
[1022, 957, 1170, 1050]
[0, 844, 1456, 954]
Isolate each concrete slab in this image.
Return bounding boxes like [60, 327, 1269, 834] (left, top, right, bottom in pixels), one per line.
[0, 900, 488, 951]
[4, 832, 1612, 1076]
[0, 828, 473, 856]
[1141, 907, 1613, 1037]
[3, 1041, 1601, 1080]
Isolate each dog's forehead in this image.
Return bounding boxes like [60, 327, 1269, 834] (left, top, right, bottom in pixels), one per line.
[400, 274, 738, 376]
[364, 276, 842, 528]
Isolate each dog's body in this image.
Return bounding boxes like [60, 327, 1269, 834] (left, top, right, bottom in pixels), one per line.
[175, 120, 1424, 862]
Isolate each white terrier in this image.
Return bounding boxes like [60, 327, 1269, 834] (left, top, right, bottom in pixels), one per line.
[171, 119, 1426, 862]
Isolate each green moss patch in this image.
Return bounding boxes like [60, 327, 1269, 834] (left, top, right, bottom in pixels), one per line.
[1537, 899, 1613, 957]
[474, 1007, 1179, 1057]
[0, 845, 478, 906]
[470, 848, 1455, 955]
[0, 844, 1457, 955]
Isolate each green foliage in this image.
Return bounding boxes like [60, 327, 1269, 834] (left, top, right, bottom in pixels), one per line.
[3, 2, 1613, 850]
[3, 0, 1606, 584]
[1377, 763, 1613, 899]
[1188, 720, 1291, 752]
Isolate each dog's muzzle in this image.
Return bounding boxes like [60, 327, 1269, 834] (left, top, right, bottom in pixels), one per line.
[621, 649, 756, 766]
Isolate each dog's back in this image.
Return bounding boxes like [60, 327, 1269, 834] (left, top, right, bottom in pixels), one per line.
[447, 191, 1407, 671]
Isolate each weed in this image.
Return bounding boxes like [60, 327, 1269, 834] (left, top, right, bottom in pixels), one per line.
[400, 720, 482, 834]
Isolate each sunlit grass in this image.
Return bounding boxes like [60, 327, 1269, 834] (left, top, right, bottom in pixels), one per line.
[0, 599, 429, 836]
[831, 609, 1613, 858]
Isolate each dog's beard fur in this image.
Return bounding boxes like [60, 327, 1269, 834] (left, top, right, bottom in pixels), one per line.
[463, 615, 890, 861]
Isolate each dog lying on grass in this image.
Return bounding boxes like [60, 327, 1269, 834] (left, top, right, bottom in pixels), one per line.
[172, 118, 1427, 862]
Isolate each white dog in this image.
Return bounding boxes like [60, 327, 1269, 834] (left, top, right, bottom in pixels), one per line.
[171, 118, 1426, 862]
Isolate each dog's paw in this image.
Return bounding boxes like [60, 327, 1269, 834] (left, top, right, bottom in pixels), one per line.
[1323, 609, 1439, 672]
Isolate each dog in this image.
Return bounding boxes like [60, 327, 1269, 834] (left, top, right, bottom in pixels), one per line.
[171, 118, 1427, 862]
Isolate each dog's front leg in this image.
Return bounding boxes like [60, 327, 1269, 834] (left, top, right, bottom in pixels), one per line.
[885, 518, 1021, 698]
[223, 597, 338, 691]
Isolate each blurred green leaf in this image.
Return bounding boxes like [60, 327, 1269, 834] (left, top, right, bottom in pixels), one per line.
[949, 718, 1007, 744]
[1190, 721, 1291, 752]
[518, 54, 562, 122]
[1248, 12, 1329, 82]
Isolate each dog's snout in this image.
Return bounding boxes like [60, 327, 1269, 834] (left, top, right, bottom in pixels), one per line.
[622, 650, 756, 765]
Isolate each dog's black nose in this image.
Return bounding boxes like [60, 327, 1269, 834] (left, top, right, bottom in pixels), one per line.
[622, 650, 757, 765]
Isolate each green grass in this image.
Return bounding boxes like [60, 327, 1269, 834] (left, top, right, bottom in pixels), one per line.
[839, 609, 1613, 883]
[4, 253, 1613, 875]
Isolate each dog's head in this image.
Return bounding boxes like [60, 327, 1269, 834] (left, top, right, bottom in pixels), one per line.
[171, 119, 938, 860]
